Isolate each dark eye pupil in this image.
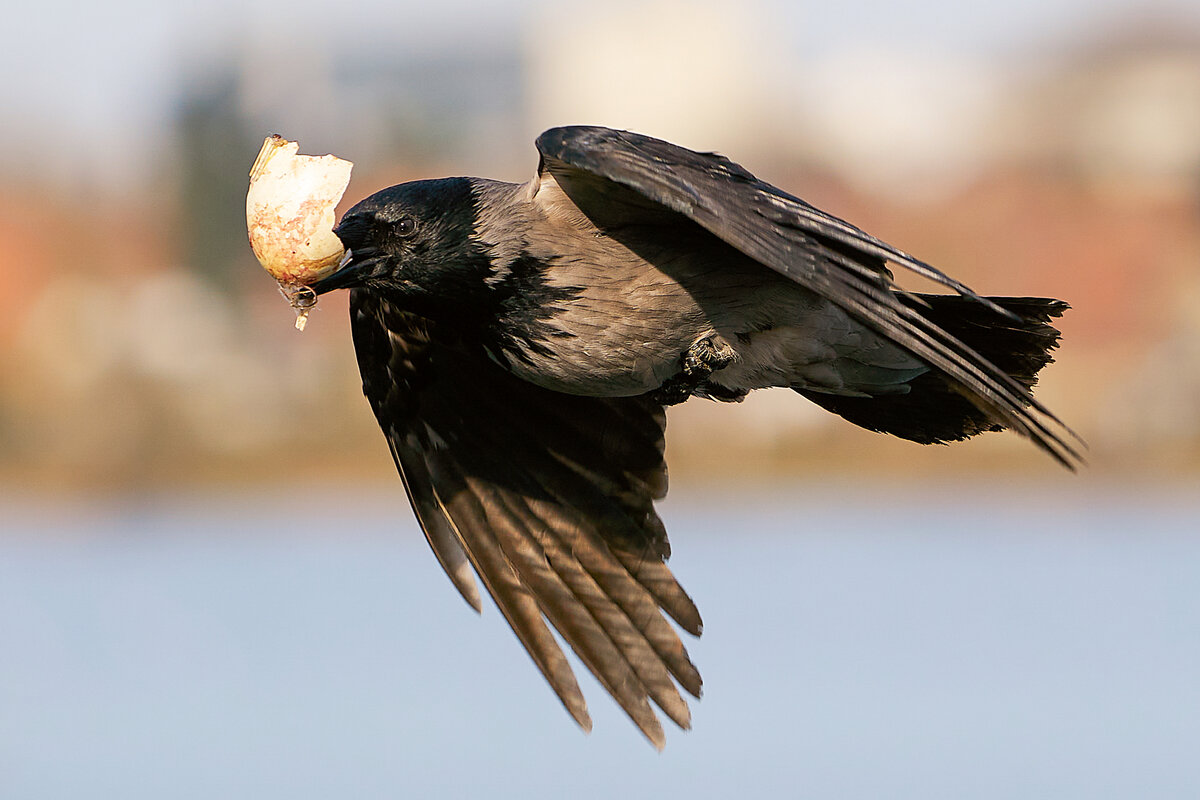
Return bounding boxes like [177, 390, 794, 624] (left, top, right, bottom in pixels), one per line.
[396, 217, 416, 236]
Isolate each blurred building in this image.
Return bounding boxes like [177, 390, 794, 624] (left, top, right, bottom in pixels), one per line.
[525, 0, 777, 157]
[2, 10, 1199, 489]
[1011, 23, 1200, 198]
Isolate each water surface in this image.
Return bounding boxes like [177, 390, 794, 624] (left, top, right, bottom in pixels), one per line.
[3, 484, 1197, 799]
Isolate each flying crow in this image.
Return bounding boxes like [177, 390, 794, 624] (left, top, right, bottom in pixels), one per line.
[309, 126, 1079, 747]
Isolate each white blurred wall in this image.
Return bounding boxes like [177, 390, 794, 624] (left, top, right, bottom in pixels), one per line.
[526, 0, 778, 155]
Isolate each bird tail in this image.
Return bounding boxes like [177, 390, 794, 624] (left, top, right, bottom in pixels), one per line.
[794, 294, 1068, 445]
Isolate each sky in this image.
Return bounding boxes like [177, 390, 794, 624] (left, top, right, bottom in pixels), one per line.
[6, 0, 1200, 193]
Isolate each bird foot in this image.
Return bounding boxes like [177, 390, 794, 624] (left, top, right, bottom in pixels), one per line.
[650, 336, 737, 406]
[682, 336, 736, 377]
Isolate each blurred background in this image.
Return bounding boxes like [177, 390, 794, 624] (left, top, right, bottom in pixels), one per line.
[2, 0, 1198, 797]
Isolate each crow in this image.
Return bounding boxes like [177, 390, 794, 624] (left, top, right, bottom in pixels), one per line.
[308, 125, 1080, 748]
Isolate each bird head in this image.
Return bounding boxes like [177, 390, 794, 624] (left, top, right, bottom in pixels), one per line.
[311, 177, 487, 303]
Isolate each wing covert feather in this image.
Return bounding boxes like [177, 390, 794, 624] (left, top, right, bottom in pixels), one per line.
[535, 125, 1081, 467]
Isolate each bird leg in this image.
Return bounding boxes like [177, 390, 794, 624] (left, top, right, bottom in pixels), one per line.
[651, 335, 738, 406]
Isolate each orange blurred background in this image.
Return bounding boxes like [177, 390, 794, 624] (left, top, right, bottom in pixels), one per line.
[2, 0, 1198, 496]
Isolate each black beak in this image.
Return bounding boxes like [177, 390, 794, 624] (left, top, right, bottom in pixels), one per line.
[311, 217, 388, 295]
[310, 249, 362, 296]
[311, 247, 389, 296]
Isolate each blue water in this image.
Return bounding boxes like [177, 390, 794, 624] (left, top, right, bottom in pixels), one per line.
[2, 483, 1197, 799]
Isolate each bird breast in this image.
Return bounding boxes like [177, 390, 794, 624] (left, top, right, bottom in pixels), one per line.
[498, 246, 714, 398]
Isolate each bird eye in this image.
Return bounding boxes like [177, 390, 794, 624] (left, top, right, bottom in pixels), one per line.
[395, 216, 417, 237]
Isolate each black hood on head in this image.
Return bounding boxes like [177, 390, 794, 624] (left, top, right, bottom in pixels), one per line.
[310, 177, 483, 298]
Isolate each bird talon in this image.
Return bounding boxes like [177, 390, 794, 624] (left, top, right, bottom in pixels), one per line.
[682, 336, 736, 377]
[695, 382, 748, 403]
[651, 337, 737, 405]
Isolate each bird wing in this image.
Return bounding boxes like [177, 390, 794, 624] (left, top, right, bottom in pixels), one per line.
[349, 289, 703, 748]
[534, 125, 1081, 468]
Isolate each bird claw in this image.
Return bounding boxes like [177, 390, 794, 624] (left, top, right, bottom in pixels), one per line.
[651, 336, 737, 406]
[694, 382, 748, 403]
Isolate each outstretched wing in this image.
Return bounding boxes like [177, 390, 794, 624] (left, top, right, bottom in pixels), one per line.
[349, 289, 703, 749]
[535, 125, 1082, 468]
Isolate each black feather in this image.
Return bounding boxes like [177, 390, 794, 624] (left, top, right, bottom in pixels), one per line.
[796, 296, 1068, 444]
